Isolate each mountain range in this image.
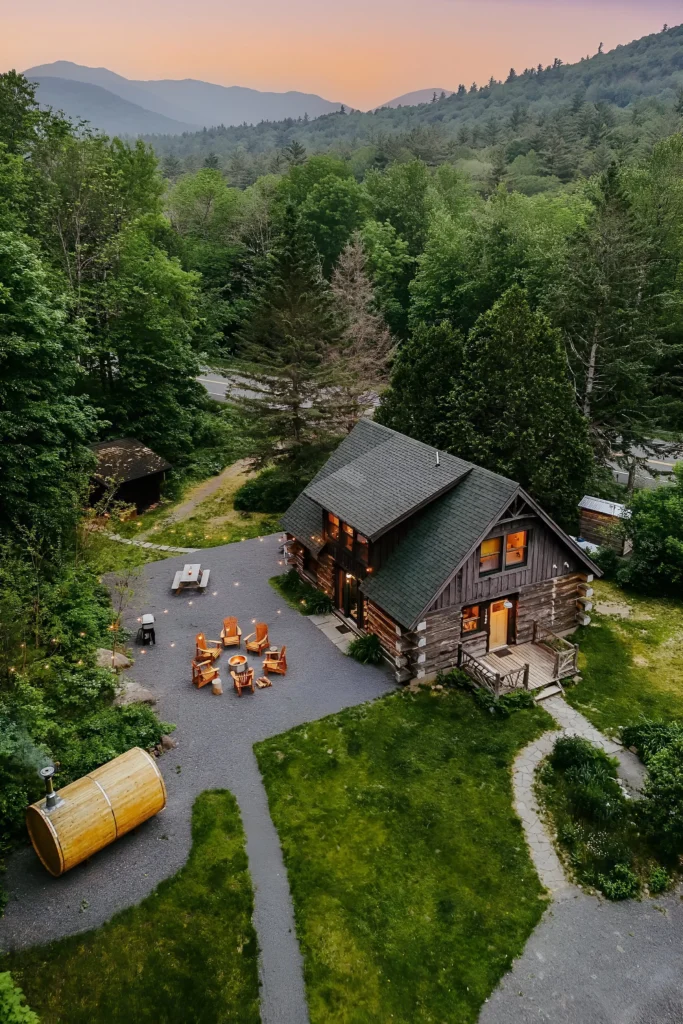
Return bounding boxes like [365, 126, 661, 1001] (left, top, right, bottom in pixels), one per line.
[23, 61, 348, 134]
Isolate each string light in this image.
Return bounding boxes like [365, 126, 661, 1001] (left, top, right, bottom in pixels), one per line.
[79, 632, 86, 637]
[164, 609, 168, 614]
[212, 591, 217, 596]
[277, 610, 281, 614]
[234, 582, 239, 587]
[170, 642, 176, 648]
[188, 600, 193, 606]
[141, 649, 147, 654]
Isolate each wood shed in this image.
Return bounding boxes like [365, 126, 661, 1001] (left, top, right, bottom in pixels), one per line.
[26, 747, 167, 877]
[578, 495, 632, 555]
[90, 438, 172, 512]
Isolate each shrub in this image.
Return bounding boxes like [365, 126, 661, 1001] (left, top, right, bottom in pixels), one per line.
[641, 736, 683, 856]
[597, 862, 640, 901]
[234, 468, 308, 514]
[621, 720, 683, 763]
[347, 633, 384, 665]
[591, 545, 622, 579]
[549, 736, 603, 772]
[648, 866, 671, 894]
[616, 464, 683, 596]
[270, 570, 333, 615]
[0, 972, 39, 1023]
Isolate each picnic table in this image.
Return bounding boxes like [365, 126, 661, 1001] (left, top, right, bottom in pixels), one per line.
[172, 563, 210, 593]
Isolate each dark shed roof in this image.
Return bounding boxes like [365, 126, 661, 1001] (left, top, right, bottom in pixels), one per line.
[304, 425, 471, 540]
[90, 439, 171, 484]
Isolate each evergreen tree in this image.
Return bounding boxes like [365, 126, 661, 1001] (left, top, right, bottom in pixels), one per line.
[236, 206, 342, 471]
[0, 233, 98, 539]
[444, 286, 593, 525]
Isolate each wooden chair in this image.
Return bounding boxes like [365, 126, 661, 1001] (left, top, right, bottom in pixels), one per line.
[221, 617, 242, 648]
[245, 623, 269, 655]
[231, 666, 255, 697]
[263, 645, 287, 675]
[192, 659, 219, 689]
[195, 632, 221, 663]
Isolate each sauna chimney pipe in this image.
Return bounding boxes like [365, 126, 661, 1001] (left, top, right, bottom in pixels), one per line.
[40, 766, 63, 812]
[435, 450, 440, 467]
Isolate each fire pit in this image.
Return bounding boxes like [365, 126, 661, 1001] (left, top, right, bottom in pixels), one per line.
[229, 654, 248, 674]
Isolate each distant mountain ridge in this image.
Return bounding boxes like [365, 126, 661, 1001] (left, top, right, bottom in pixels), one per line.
[23, 60, 347, 135]
[381, 88, 454, 108]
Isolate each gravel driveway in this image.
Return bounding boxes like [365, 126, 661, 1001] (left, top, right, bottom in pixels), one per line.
[0, 534, 393, 1024]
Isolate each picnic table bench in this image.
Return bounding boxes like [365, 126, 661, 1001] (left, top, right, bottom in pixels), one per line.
[172, 564, 210, 593]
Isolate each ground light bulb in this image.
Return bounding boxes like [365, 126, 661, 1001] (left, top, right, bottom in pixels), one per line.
[170, 643, 175, 648]
[164, 609, 168, 614]
[212, 591, 217, 596]
[188, 601, 193, 606]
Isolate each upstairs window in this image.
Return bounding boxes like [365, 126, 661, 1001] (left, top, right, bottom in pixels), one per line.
[505, 531, 528, 568]
[343, 522, 354, 551]
[461, 604, 482, 634]
[479, 537, 503, 575]
[326, 512, 340, 541]
[356, 534, 369, 565]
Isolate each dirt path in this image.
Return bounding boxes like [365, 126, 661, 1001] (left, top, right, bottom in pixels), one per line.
[137, 460, 250, 539]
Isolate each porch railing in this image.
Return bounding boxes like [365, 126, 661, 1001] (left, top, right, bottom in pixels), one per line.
[532, 622, 579, 679]
[458, 643, 530, 697]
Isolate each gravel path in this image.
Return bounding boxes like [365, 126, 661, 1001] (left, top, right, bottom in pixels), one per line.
[0, 534, 393, 1024]
[138, 459, 250, 538]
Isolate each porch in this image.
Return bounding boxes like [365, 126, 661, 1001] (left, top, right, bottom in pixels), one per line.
[457, 623, 579, 699]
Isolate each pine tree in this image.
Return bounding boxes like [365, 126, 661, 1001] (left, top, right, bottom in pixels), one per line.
[444, 286, 593, 525]
[236, 206, 342, 472]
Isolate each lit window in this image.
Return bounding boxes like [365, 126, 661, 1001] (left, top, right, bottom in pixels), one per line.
[343, 522, 354, 550]
[356, 534, 369, 564]
[505, 531, 528, 568]
[327, 512, 340, 540]
[462, 605, 481, 633]
[480, 537, 503, 575]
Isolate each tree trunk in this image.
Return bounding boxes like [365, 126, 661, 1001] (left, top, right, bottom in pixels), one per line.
[582, 331, 599, 420]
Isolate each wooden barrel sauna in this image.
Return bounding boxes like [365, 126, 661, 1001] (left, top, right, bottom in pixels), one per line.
[26, 747, 167, 877]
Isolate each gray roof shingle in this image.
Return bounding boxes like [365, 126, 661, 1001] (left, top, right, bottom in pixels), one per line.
[361, 465, 518, 627]
[90, 438, 171, 483]
[304, 425, 471, 540]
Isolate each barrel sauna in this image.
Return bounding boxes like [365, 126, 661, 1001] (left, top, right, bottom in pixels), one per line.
[26, 747, 167, 877]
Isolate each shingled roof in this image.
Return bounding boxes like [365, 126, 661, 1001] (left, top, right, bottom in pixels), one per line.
[90, 438, 171, 483]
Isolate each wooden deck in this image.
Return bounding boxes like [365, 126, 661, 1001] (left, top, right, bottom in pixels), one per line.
[480, 642, 560, 691]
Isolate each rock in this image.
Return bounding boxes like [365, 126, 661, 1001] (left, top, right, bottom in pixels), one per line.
[115, 679, 157, 706]
[160, 733, 178, 750]
[96, 647, 132, 671]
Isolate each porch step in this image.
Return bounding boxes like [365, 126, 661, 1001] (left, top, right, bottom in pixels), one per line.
[534, 682, 564, 703]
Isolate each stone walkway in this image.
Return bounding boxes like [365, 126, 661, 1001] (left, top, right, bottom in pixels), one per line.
[101, 531, 197, 554]
[308, 612, 355, 654]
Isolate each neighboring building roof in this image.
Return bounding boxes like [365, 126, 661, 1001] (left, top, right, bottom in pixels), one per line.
[90, 438, 172, 484]
[304, 423, 471, 541]
[578, 495, 631, 519]
[362, 465, 518, 627]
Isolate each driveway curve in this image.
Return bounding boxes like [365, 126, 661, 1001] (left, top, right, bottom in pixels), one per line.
[0, 534, 393, 1024]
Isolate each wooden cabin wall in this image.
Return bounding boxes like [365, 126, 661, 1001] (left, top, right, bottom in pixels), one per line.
[428, 518, 582, 613]
[516, 573, 585, 641]
[579, 510, 627, 553]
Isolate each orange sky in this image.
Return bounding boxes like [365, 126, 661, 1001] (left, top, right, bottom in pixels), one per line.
[4, 0, 681, 108]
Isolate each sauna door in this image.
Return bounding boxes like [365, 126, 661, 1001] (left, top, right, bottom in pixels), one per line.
[489, 601, 509, 650]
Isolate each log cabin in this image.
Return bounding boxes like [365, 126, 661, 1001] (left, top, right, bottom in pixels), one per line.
[282, 420, 601, 699]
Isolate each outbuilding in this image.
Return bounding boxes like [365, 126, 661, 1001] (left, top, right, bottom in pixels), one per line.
[90, 438, 172, 512]
[578, 495, 632, 555]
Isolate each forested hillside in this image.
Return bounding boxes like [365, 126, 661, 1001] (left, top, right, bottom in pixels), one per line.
[148, 24, 683, 193]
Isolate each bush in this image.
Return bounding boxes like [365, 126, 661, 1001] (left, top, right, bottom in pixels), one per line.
[597, 862, 640, 901]
[621, 720, 683, 763]
[641, 736, 683, 856]
[270, 570, 333, 615]
[0, 972, 39, 1023]
[347, 633, 384, 665]
[648, 866, 671, 894]
[549, 736, 603, 772]
[234, 468, 308, 514]
[591, 545, 622, 579]
[616, 464, 683, 596]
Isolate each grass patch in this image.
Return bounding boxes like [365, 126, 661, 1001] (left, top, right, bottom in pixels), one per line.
[536, 736, 671, 900]
[1, 791, 260, 1024]
[270, 569, 333, 615]
[567, 580, 683, 735]
[255, 688, 552, 1023]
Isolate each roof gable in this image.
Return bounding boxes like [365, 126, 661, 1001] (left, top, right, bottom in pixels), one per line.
[304, 422, 471, 540]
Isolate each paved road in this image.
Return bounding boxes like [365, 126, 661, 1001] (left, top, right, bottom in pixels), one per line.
[608, 441, 683, 490]
[198, 369, 259, 403]
[0, 535, 393, 1024]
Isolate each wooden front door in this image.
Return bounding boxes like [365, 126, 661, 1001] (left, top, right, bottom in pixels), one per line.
[489, 601, 509, 650]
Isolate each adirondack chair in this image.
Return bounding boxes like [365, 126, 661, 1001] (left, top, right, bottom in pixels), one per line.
[245, 622, 269, 655]
[263, 645, 287, 675]
[195, 632, 221, 663]
[231, 666, 255, 697]
[192, 659, 219, 689]
[220, 616, 242, 648]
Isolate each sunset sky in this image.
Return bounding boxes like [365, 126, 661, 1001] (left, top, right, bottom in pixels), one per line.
[4, 0, 682, 109]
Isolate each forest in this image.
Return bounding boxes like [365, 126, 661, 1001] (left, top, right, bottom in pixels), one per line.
[2, 18, 683, 916]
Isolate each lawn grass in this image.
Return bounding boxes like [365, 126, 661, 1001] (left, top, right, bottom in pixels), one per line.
[1, 791, 260, 1024]
[255, 688, 553, 1024]
[567, 580, 683, 735]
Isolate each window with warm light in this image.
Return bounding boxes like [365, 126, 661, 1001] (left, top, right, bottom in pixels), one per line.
[326, 512, 340, 540]
[479, 537, 503, 575]
[461, 604, 482, 633]
[343, 522, 354, 550]
[505, 531, 528, 568]
[356, 534, 369, 564]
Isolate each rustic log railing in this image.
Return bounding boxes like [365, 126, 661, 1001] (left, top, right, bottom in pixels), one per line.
[532, 622, 579, 679]
[457, 643, 530, 697]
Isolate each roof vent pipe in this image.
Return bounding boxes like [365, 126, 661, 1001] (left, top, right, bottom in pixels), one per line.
[435, 450, 440, 467]
[40, 765, 64, 812]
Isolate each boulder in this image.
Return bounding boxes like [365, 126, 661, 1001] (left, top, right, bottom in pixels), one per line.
[96, 647, 132, 671]
[115, 678, 157, 706]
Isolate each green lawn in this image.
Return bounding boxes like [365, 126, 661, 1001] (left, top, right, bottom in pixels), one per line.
[255, 688, 552, 1024]
[2, 791, 260, 1024]
[567, 580, 683, 735]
